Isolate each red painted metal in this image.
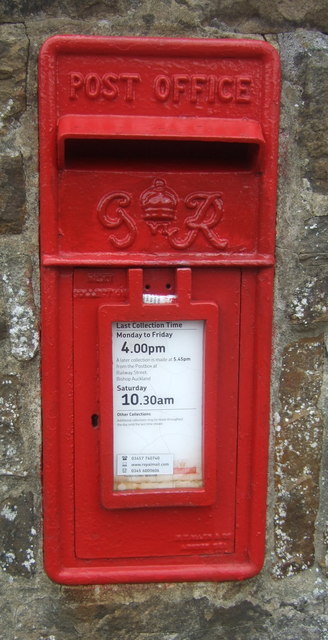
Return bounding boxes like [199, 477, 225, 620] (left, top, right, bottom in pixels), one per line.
[98, 268, 218, 509]
[39, 35, 280, 583]
[57, 114, 265, 167]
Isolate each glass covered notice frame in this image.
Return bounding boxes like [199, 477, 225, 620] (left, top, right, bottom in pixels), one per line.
[98, 269, 218, 509]
[112, 320, 204, 492]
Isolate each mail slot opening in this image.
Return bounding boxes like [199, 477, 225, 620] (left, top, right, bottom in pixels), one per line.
[64, 138, 261, 171]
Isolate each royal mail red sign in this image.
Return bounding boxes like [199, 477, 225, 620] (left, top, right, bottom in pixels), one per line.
[39, 36, 280, 584]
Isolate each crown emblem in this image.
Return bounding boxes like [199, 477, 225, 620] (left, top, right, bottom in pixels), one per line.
[140, 179, 178, 233]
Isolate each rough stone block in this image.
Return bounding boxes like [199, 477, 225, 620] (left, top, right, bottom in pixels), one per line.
[0, 587, 13, 640]
[273, 337, 325, 578]
[0, 375, 24, 475]
[299, 216, 328, 265]
[0, 24, 28, 129]
[1, 0, 328, 32]
[0, 0, 120, 21]
[298, 44, 328, 193]
[0, 294, 7, 340]
[0, 154, 26, 234]
[1, 256, 39, 361]
[288, 276, 328, 326]
[90, 598, 273, 639]
[0, 491, 37, 577]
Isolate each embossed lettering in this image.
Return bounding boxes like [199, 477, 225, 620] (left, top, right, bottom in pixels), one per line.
[168, 193, 227, 249]
[97, 192, 136, 248]
[69, 72, 141, 102]
[190, 75, 207, 104]
[153, 75, 170, 101]
[236, 77, 252, 103]
[152, 74, 253, 106]
[69, 71, 253, 105]
[69, 72, 84, 98]
[102, 73, 119, 99]
[120, 74, 140, 101]
[218, 77, 234, 102]
[87, 272, 113, 282]
[85, 73, 101, 98]
[173, 75, 189, 103]
[207, 75, 216, 103]
[98, 182, 229, 251]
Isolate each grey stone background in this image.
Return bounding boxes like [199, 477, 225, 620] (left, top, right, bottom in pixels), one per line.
[0, 1, 328, 638]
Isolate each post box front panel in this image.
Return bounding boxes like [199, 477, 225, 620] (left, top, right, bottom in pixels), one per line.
[40, 36, 279, 266]
[73, 267, 239, 559]
[97, 267, 219, 510]
[39, 36, 280, 583]
[58, 54, 263, 119]
[58, 170, 261, 256]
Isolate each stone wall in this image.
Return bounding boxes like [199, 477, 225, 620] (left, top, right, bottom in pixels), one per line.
[0, 2, 327, 639]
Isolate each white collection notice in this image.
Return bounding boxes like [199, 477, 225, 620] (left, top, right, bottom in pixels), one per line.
[112, 319, 204, 491]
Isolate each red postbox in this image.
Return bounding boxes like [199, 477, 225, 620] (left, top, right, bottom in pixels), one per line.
[39, 36, 280, 583]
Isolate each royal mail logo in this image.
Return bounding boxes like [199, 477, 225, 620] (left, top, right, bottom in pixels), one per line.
[140, 179, 178, 230]
[97, 178, 228, 250]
